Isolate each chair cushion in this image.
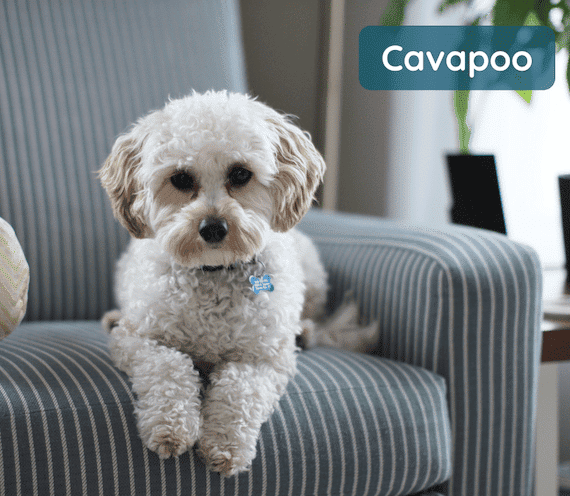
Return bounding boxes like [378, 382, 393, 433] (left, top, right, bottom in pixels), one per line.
[0, 322, 451, 495]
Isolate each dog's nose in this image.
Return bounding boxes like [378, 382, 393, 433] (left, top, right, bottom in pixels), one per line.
[199, 217, 228, 243]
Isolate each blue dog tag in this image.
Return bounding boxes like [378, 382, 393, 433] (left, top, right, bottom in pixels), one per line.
[249, 275, 274, 294]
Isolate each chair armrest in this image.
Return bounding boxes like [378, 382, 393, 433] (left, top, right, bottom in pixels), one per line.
[298, 208, 542, 496]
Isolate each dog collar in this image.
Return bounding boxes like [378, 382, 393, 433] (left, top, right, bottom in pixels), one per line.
[200, 257, 258, 272]
[194, 359, 215, 375]
[201, 264, 235, 272]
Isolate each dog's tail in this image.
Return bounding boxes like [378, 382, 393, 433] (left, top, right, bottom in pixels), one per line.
[299, 294, 379, 354]
[101, 309, 122, 333]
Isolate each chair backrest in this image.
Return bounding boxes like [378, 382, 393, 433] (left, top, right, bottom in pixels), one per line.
[0, 0, 247, 321]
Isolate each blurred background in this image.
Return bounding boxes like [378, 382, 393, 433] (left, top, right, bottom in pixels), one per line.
[239, 0, 570, 481]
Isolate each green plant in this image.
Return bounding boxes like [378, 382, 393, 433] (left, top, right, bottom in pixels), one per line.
[381, 0, 570, 153]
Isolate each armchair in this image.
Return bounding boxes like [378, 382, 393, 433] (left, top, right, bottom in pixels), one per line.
[0, 0, 542, 494]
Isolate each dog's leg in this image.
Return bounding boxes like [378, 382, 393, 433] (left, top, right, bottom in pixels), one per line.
[198, 359, 294, 476]
[109, 321, 202, 458]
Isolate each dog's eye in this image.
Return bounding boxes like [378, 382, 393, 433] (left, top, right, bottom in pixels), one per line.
[170, 171, 195, 192]
[228, 166, 253, 188]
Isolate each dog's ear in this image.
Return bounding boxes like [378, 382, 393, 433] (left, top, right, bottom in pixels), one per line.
[268, 115, 326, 232]
[98, 131, 152, 239]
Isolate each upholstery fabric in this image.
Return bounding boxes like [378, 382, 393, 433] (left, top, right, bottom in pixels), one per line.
[0, 321, 451, 496]
[298, 209, 543, 496]
[0, 0, 247, 321]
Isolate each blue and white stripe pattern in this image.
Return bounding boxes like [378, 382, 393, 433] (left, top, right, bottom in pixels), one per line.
[298, 209, 542, 496]
[0, 321, 451, 496]
[0, 0, 247, 321]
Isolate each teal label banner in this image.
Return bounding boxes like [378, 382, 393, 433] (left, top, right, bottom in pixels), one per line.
[359, 26, 555, 90]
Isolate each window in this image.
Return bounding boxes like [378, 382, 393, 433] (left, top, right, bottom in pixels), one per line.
[387, 0, 570, 268]
[470, 50, 570, 268]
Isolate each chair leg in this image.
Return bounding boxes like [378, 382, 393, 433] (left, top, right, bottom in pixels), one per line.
[535, 362, 559, 496]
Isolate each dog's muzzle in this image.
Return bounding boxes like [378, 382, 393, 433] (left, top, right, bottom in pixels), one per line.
[199, 217, 228, 244]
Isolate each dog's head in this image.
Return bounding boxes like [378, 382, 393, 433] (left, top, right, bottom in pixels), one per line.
[99, 91, 325, 268]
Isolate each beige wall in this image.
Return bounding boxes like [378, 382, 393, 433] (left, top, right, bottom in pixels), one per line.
[239, 0, 392, 217]
[239, 0, 323, 150]
[337, 0, 391, 216]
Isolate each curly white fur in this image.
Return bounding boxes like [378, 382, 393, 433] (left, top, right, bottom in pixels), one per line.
[99, 91, 331, 475]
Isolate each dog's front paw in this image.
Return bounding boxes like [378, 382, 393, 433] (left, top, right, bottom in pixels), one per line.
[135, 396, 202, 459]
[197, 427, 256, 476]
[139, 413, 201, 459]
[126, 342, 204, 459]
[143, 422, 198, 459]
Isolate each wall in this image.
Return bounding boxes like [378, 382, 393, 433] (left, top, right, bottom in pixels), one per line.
[336, 0, 392, 217]
[239, 0, 323, 150]
[239, 0, 393, 217]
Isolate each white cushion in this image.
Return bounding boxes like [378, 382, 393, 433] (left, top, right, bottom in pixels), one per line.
[0, 218, 29, 338]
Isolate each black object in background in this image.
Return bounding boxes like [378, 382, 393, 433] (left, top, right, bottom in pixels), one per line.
[559, 175, 570, 270]
[447, 154, 507, 235]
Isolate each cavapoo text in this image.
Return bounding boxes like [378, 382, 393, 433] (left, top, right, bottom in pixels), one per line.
[382, 46, 532, 78]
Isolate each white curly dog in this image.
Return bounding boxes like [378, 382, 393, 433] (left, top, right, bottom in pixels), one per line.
[99, 90, 375, 476]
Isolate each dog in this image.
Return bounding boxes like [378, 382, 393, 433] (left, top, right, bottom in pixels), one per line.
[99, 90, 377, 476]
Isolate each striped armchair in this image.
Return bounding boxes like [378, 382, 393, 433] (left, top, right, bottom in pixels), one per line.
[0, 0, 542, 495]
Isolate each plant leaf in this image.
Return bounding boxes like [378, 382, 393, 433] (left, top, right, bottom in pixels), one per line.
[438, 0, 467, 14]
[534, 0, 556, 29]
[380, 0, 411, 26]
[453, 90, 471, 154]
[556, 28, 570, 52]
[492, 0, 533, 26]
[554, 2, 570, 51]
[523, 10, 541, 27]
[516, 90, 532, 103]
[470, 15, 482, 27]
[567, 52, 570, 94]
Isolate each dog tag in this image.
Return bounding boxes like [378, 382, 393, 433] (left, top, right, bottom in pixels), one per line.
[249, 275, 274, 294]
